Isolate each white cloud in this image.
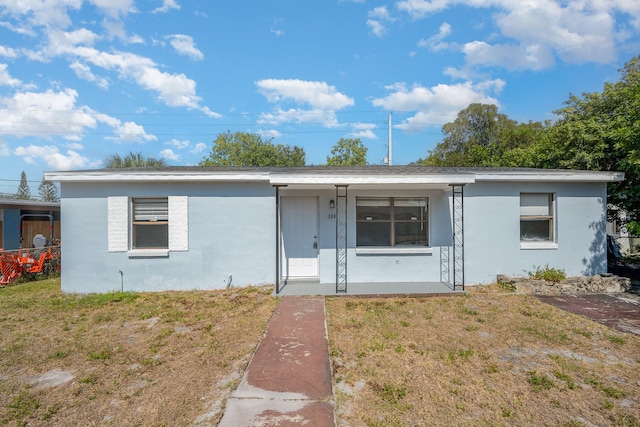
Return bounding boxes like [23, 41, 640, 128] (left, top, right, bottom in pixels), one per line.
[114, 121, 157, 143]
[367, 6, 395, 37]
[190, 142, 208, 154]
[270, 18, 285, 37]
[0, 88, 97, 139]
[160, 148, 179, 161]
[257, 79, 354, 111]
[128, 34, 145, 44]
[0, 64, 22, 87]
[0, 87, 157, 143]
[0, 46, 18, 58]
[0, 21, 36, 37]
[367, 20, 388, 38]
[65, 142, 84, 150]
[69, 61, 109, 88]
[256, 129, 283, 139]
[101, 20, 126, 40]
[166, 138, 191, 149]
[88, 0, 136, 18]
[44, 28, 100, 55]
[40, 32, 218, 116]
[256, 79, 354, 127]
[152, 0, 181, 14]
[258, 108, 340, 127]
[417, 22, 452, 51]
[463, 41, 556, 70]
[167, 34, 204, 60]
[14, 145, 89, 170]
[371, 80, 503, 132]
[0, 141, 9, 156]
[443, 65, 475, 80]
[397, 0, 640, 69]
[495, 2, 617, 64]
[396, 0, 450, 19]
[0, 0, 82, 29]
[348, 123, 378, 139]
[370, 5, 394, 20]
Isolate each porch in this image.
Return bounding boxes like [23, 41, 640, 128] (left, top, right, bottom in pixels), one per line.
[274, 280, 465, 297]
[272, 173, 468, 296]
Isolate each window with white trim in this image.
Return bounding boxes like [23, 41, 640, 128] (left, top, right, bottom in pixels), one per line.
[132, 198, 168, 249]
[107, 196, 188, 253]
[356, 197, 429, 247]
[520, 193, 554, 242]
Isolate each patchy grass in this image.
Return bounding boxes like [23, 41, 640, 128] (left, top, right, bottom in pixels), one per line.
[327, 285, 640, 426]
[0, 278, 277, 426]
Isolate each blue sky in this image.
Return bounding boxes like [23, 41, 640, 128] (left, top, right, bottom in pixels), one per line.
[0, 0, 639, 197]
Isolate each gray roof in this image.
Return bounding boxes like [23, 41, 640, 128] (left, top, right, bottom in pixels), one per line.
[44, 165, 624, 184]
[0, 198, 60, 210]
[47, 164, 620, 175]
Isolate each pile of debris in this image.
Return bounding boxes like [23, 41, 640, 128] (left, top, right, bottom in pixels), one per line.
[497, 273, 631, 295]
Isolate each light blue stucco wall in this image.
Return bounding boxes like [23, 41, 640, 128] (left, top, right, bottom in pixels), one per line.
[60, 182, 275, 293]
[58, 179, 609, 292]
[462, 181, 608, 284]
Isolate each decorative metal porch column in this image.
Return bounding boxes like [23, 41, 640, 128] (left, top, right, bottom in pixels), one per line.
[440, 246, 450, 284]
[335, 185, 348, 293]
[451, 184, 465, 291]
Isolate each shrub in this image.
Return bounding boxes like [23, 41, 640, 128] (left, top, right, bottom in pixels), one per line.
[526, 264, 566, 282]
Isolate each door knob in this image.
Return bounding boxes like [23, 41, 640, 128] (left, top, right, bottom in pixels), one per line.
[313, 242, 318, 249]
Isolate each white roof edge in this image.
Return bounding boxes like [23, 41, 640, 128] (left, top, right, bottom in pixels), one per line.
[269, 174, 476, 185]
[44, 171, 271, 182]
[474, 171, 625, 182]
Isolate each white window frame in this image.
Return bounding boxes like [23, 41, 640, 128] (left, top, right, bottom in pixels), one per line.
[107, 196, 188, 257]
[132, 198, 169, 250]
[520, 193, 557, 250]
[355, 197, 430, 251]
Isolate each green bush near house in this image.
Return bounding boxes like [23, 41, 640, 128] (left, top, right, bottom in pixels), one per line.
[526, 265, 566, 282]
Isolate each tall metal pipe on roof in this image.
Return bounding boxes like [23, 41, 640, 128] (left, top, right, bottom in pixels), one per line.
[387, 112, 393, 166]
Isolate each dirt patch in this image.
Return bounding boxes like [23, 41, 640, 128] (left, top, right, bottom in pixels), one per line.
[21, 369, 76, 389]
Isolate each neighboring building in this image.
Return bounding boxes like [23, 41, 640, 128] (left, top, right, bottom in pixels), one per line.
[44, 166, 623, 294]
[607, 205, 640, 256]
[0, 198, 60, 250]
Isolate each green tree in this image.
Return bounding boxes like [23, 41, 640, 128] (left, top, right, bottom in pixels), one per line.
[38, 178, 59, 202]
[546, 55, 640, 220]
[325, 138, 368, 166]
[417, 104, 544, 167]
[199, 131, 306, 167]
[103, 151, 168, 168]
[16, 171, 31, 200]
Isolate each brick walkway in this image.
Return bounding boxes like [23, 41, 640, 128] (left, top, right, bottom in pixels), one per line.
[218, 297, 335, 426]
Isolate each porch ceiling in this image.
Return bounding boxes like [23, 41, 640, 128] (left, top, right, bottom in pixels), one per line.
[276, 183, 457, 191]
[269, 173, 475, 190]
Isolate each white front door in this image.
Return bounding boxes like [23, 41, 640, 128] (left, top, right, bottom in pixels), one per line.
[281, 197, 319, 279]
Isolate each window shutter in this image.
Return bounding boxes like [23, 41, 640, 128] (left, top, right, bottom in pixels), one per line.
[108, 196, 128, 252]
[169, 196, 188, 251]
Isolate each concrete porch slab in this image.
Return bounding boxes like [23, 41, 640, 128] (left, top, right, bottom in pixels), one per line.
[275, 280, 464, 296]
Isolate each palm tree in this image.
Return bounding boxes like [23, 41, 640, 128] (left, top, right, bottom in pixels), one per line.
[103, 151, 168, 168]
